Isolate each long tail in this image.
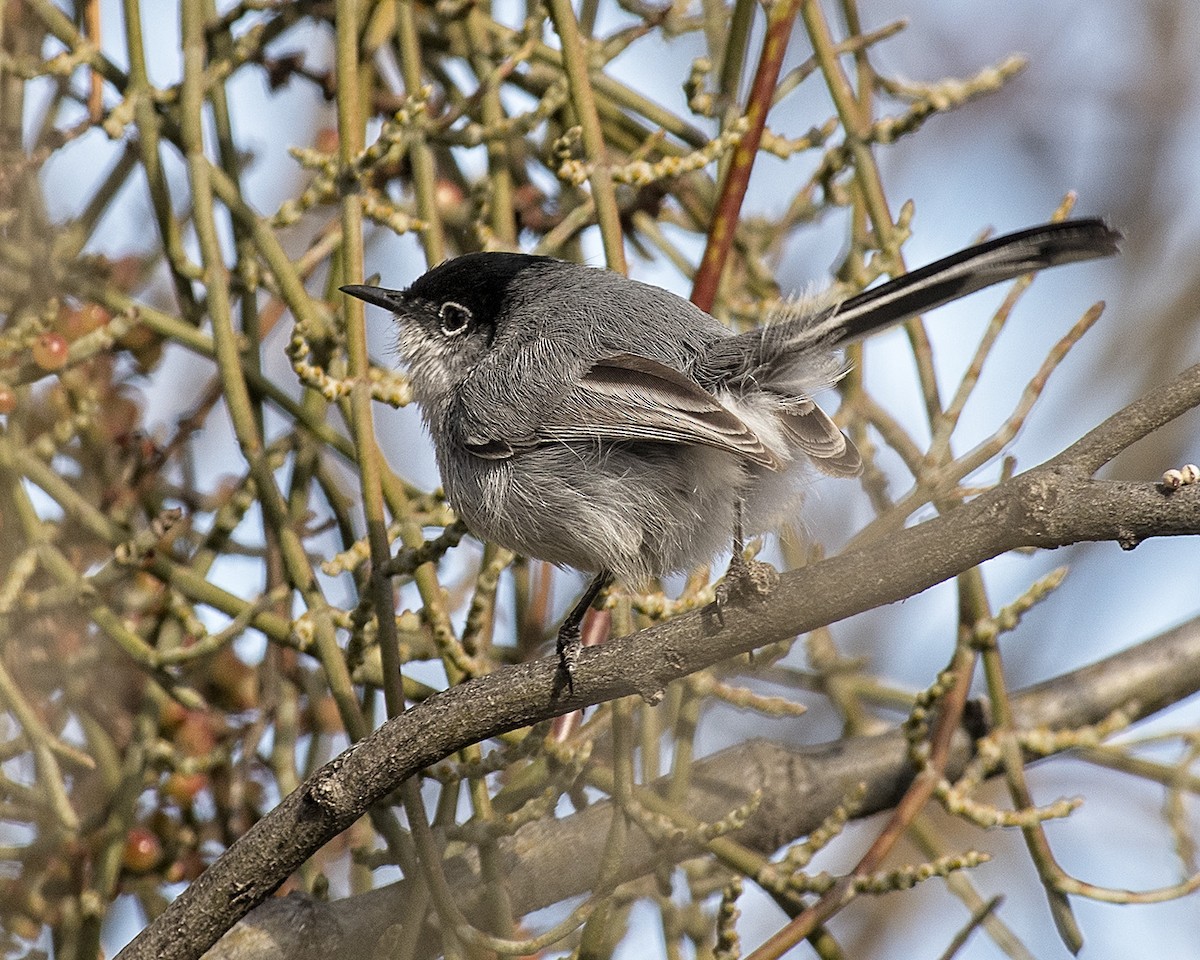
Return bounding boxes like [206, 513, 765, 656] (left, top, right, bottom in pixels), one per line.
[806, 217, 1121, 347]
[696, 219, 1120, 386]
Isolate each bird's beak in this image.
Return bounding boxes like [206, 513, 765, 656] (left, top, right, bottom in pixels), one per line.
[340, 284, 405, 311]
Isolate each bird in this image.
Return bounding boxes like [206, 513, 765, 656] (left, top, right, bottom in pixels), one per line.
[342, 218, 1121, 687]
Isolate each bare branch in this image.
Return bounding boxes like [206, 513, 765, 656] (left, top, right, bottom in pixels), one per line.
[201, 613, 1200, 960]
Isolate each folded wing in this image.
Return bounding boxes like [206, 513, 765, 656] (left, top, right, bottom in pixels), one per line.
[470, 352, 779, 468]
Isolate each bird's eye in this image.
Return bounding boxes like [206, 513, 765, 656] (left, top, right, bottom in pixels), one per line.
[439, 301, 472, 336]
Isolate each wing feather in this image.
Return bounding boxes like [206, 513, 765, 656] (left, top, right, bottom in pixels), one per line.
[779, 403, 862, 476]
[533, 353, 778, 468]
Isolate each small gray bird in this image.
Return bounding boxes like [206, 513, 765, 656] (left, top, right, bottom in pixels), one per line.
[343, 219, 1120, 687]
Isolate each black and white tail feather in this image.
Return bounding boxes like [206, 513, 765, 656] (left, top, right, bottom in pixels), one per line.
[698, 217, 1121, 478]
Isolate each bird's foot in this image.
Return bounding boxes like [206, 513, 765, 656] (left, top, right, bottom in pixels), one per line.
[715, 547, 779, 615]
[554, 623, 583, 695]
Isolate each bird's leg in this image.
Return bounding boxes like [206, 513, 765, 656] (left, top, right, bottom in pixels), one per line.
[556, 570, 612, 693]
[717, 500, 778, 612]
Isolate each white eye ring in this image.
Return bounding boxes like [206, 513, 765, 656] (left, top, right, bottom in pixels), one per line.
[439, 301, 472, 335]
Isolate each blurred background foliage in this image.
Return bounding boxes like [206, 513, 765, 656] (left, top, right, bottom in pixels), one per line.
[1, 0, 1199, 957]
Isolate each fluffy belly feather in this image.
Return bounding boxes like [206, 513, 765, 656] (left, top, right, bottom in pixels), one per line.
[439, 440, 759, 585]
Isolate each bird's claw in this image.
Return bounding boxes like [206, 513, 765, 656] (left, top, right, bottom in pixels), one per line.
[555, 624, 583, 694]
[715, 551, 779, 611]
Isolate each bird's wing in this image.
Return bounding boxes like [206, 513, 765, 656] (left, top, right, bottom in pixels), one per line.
[464, 353, 777, 467]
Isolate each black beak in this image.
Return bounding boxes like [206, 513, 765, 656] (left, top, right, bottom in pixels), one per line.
[340, 284, 405, 311]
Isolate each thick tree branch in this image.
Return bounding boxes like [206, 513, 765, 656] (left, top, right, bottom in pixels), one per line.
[204, 613, 1200, 960]
[120, 363, 1200, 960]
